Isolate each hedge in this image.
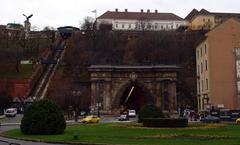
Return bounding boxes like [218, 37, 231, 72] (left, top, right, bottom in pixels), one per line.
[138, 105, 164, 123]
[21, 99, 66, 135]
[143, 118, 188, 128]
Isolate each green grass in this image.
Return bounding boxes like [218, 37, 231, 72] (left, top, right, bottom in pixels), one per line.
[0, 64, 33, 78]
[2, 123, 240, 145]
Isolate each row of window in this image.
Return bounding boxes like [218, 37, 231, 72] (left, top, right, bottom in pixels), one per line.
[203, 18, 211, 23]
[198, 78, 209, 93]
[115, 23, 180, 30]
[197, 44, 207, 59]
[197, 60, 208, 74]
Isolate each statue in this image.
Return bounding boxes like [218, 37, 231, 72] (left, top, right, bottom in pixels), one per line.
[23, 14, 33, 22]
[22, 14, 33, 39]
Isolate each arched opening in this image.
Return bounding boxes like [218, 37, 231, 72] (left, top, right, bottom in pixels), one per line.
[119, 81, 153, 113]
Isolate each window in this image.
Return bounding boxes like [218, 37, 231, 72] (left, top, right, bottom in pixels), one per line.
[122, 24, 124, 28]
[205, 60, 208, 71]
[171, 25, 173, 29]
[205, 44, 207, 54]
[161, 25, 163, 29]
[208, 19, 210, 22]
[202, 80, 204, 91]
[128, 24, 131, 29]
[200, 47, 202, 56]
[155, 23, 158, 29]
[206, 79, 208, 90]
[197, 64, 200, 74]
[197, 50, 199, 59]
[116, 23, 118, 28]
[203, 18, 205, 22]
[198, 82, 200, 93]
[201, 62, 203, 73]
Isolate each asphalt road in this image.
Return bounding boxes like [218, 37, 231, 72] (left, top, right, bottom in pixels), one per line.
[0, 114, 67, 145]
[0, 114, 137, 145]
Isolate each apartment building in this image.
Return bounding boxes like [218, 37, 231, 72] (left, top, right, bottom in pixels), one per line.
[196, 18, 240, 111]
[97, 9, 187, 31]
[186, 8, 240, 30]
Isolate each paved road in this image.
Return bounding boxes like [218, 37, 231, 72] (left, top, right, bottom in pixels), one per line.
[0, 114, 67, 145]
[0, 114, 136, 145]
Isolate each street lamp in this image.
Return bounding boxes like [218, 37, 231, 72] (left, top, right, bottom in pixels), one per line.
[203, 95, 210, 111]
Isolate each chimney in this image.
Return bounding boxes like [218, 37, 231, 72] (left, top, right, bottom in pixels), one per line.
[141, 9, 143, 13]
[115, 8, 118, 12]
[147, 9, 150, 13]
[155, 10, 158, 13]
[125, 9, 128, 12]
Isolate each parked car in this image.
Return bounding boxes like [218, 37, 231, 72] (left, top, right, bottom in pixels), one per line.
[200, 115, 220, 123]
[118, 114, 129, 121]
[80, 115, 100, 123]
[236, 118, 240, 124]
[128, 110, 136, 117]
[4, 108, 17, 117]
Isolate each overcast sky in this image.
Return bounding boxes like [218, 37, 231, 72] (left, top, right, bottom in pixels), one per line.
[1, 0, 240, 30]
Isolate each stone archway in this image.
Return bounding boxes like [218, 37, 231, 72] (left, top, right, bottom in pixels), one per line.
[88, 65, 179, 114]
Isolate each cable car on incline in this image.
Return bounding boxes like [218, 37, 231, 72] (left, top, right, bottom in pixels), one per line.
[57, 26, 79, 39]
[41, 59, 57, 65]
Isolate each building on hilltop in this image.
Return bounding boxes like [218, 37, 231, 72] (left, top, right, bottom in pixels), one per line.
[196, 18, 240, 111]
[186, 8, 240, 30]
[97, 9, 187, 31]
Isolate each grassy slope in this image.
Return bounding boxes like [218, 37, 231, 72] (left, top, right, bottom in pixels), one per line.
[0, 64, 33, 78]
[2, 123, 240, 145]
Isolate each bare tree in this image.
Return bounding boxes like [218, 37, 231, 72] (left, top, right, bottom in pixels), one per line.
[81, 16, 95, 31]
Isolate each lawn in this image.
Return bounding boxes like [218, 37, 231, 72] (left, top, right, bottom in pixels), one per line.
[2, 123, 240, 145]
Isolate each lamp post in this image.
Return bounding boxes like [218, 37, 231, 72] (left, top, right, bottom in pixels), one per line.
[203, 95, 210, 111]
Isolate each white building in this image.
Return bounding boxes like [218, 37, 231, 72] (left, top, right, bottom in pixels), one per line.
[97, 9, 187, 31]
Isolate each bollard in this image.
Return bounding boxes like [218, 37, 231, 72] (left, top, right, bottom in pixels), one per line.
[73, 131, 79, 140]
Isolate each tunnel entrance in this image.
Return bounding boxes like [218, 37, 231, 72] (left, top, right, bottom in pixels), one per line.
[120, 82, 151, 113]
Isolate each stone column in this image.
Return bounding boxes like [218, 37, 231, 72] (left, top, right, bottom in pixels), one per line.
[91, 81, 98, 109]
[155, 81, 162, 109]
[170, 81, 177, 112]
[104, 81, 112, 112]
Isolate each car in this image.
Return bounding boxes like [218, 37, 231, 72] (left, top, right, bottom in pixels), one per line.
[128, 110, 136, 117]
[118, 114, 129, 121]
[236, 118, 240, 124]
[4, 108, 17, 117]
[200, 115, 220, 123]
[80, 115, 100, 123]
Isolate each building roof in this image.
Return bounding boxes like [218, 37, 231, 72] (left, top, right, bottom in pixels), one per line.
[185, 9, 211, 20]
[0, 25, 6, 29]
[206, 18, 240, 36]
[196, 18, 240, 47]
[6, 23, 23, 30]
[98, 10, 184, 21]
[185, 8, 240, 21]
[185, 8, 199, 20]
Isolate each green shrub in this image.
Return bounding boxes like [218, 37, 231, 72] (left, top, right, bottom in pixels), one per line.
[21, 99, 66, 135]
[143, 118, 188, 128]
[138, 105, 164, 123]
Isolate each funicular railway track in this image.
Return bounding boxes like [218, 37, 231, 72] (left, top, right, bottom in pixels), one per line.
[26, 26, 79, 100]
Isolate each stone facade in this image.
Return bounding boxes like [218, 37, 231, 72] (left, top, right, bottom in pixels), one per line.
[88, 65, 179, 114]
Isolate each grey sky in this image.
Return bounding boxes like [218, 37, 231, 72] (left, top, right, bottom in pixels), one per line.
[0, 0, 240, 30]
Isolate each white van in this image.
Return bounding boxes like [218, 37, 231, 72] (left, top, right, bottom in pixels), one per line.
[4, 108, 17, 117]
[128, 110, 136, 117]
